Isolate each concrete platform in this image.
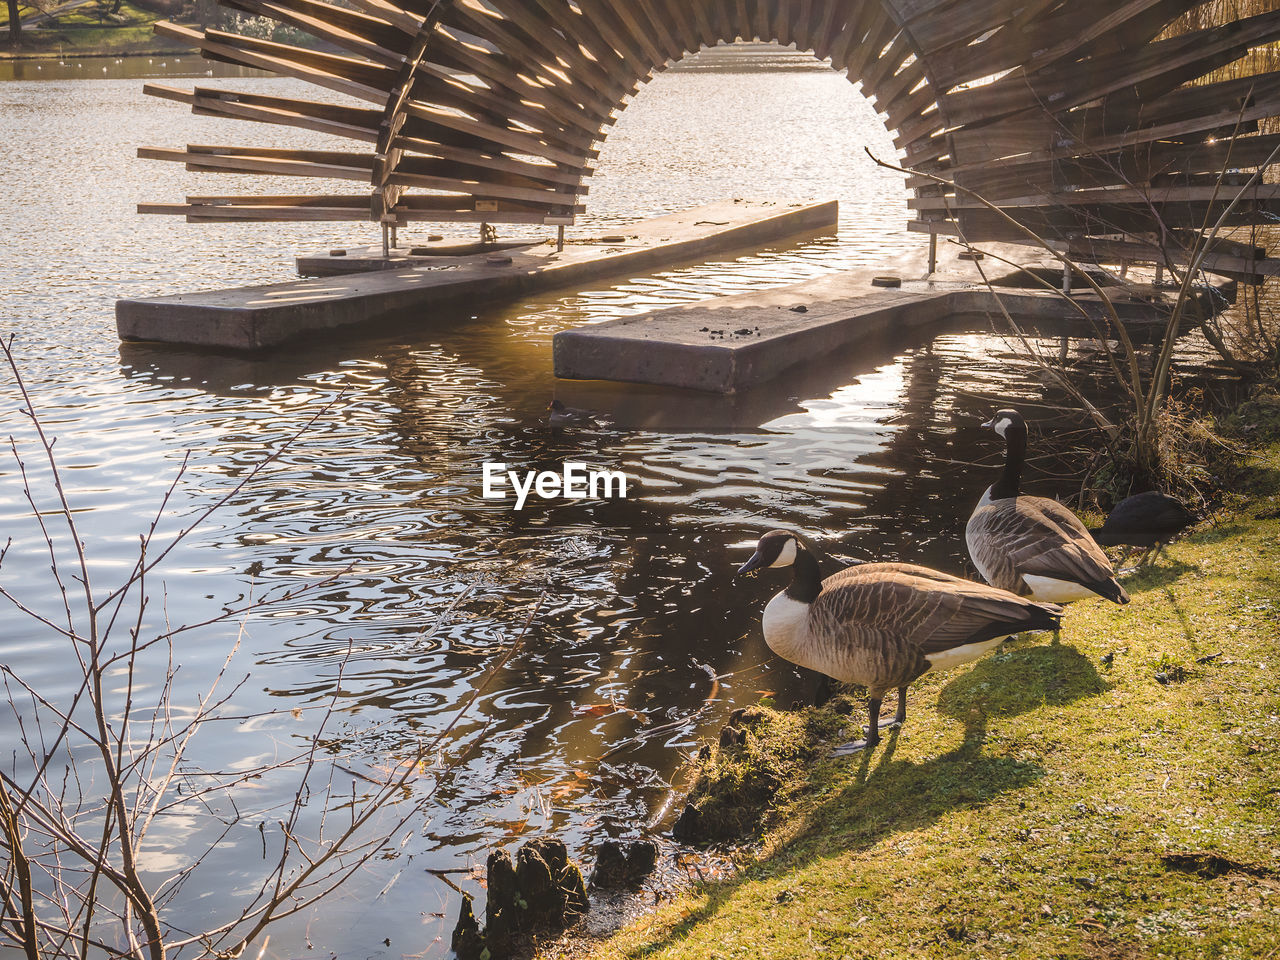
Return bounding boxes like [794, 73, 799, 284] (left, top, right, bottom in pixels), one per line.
[297, 239, 540, 276]
[116, 200, 838, 351]
[552, 243, 1235, 394]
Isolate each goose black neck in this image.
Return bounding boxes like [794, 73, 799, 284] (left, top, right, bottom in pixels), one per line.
[990, 426, 1026, 500]
[785, 546, 822, 603]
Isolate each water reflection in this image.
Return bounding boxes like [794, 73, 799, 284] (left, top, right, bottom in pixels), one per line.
[0, 54, 266, 82]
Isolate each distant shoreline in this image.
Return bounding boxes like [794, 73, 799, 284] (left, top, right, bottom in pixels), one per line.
[0, 46, 188, 60]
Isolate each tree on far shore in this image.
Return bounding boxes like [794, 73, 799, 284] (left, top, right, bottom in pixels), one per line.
[7, 0, 23, 47]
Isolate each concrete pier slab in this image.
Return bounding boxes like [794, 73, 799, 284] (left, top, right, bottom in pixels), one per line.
[297, 239, 542, 276]
[553, 244, 1235, 394]
[115, 200, 837, 351]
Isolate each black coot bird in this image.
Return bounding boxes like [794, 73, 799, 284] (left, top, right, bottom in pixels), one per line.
[547, 399, 600, 427]
[1088, 491, 1196, 564]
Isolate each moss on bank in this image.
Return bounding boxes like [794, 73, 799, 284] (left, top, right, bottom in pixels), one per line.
[573, 445, 1280, 959]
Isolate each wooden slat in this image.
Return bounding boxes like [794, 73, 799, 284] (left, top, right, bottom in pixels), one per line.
[153, 21, 389, 105]
[387, 169, 580, 207]
[843, 7, 895, 85]
[574, 0, 655, 78]
[392, 134, 588, 188]
[403, 102, 596, 168]
[943, 9, 1280, 129]
[1066, 237, 1280, 281]
[219, 0, 408, 68]
[422, 26, 605, 144]
[447, 2, 621, 114]
[140, 0, 1280, 238]
[139, 146, 374, 181]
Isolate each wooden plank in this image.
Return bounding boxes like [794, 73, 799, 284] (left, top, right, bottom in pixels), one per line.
[341, 0, 422, 37]
[825, 0, 869, 69]
[203, 25, 399, 91]
[955, 201, 1280, 242]
[574, 0, 656, 77]
[421, 28, 605, 143]
[774, 0, 793, 48]
[402, 57, 597, 147]
[687, 0, 718, 48]
[947, 96, 1280, 174]
[843, 5, 894, 84]
[1066, 237, 1280, 280]
[732, 0, 751, 40]
[708, 0, 737, 49]
[152, 21, 389, 105]
[808, 0, 844, 61]
[633, 0, 685, 61]
[485, 0, 630, 98]
[1023, 0, 1190, 75]
[649, 0, 701, 59]
[139, 203, 374, 221]
[859, 29, 913, 99]
[393, 153, 586, 195]
[219, 0, 408, 68]
[601, 0, 670, 68]
[942, 9, 1280, 128]
[447, 1, 621, 115]
[875, 58, 925, 112]
[190, 91, 381, 143]
[886, 81, 938, 131]
[945, 134, 1280, 200]
[752, 0, 772, 43]
[386, 169, 580, 206]
[139, 146, 375, 181]
[910, 183, 1280, 212]
[403, 102, 596, 168]
[392, 134, 588, 187]
[896, 0, 1029, 58]
[183, 194, 373, 206]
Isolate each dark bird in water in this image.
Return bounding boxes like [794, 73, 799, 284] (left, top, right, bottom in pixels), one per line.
[738, 530, 1063, 752]
[967, 409, 1129, 606]
[547, 399, 600, 426]
[1089, 491, 1196, 564]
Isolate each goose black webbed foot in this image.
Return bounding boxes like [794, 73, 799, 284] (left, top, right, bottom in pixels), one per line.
[831, 696, 891, 756]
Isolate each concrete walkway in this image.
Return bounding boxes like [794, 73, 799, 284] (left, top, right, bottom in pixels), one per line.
[116, 200, 837, 351]
[552, 244, 1235, 393]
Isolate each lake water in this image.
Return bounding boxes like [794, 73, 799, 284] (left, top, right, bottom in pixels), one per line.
[0, 43, 1234, 959]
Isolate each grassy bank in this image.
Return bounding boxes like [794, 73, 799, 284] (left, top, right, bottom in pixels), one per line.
[579, 445, 1280, 959]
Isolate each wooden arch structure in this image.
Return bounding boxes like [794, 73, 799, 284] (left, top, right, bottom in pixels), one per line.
[142, 0, 1280, 279]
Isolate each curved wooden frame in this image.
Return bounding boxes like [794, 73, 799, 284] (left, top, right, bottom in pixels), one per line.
[141, 0, 1280, 279]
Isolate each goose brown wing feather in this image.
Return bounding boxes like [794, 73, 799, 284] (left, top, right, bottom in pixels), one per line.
[813, 563, 1061, 655]
[1008, 498, 1117, 584]
[975, 497, 1117, 589]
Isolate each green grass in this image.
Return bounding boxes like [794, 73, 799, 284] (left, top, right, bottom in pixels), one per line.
[2, 3, 175, 55]
[581, 445, 1280, 960]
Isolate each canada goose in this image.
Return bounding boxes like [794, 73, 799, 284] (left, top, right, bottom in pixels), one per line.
[547, 399, 599, 427]
[967, 409, 1129, 605]
[738, 531, 1063, 751]
[1089, 491, 1195, 564]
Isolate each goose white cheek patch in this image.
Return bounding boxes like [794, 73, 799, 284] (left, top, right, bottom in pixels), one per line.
[770, 538, 798, 568]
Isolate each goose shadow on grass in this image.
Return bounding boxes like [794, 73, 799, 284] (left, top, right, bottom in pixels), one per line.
[1111, 557, 1198, 594]
[635, 643, 1108, 955]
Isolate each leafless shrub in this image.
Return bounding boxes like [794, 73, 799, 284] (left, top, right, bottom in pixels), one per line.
[871, 123, 1277, 499]
[0, 335, 542, 959]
